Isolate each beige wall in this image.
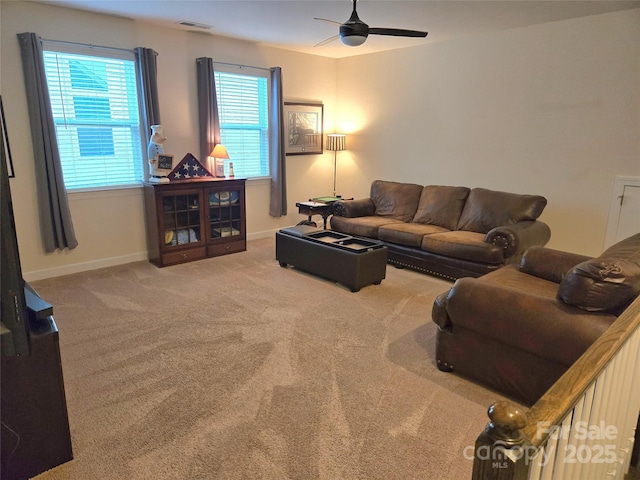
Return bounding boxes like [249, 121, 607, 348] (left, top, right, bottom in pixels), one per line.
[335, 9, 640, 255]
[2, 2, 638, 280]
[1, 1, 338, 280]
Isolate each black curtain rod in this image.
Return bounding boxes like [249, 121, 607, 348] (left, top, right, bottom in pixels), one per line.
[213, 61, 271, 72]
[43, 38, 133, 54]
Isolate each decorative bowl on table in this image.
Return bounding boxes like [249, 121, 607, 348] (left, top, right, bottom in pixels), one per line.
[210, 190, 239, 206]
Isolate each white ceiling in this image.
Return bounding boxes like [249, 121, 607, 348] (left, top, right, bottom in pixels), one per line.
[33, 0, 640, 58]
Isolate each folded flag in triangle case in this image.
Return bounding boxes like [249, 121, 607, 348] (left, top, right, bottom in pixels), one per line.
[168, 153, 213, 181]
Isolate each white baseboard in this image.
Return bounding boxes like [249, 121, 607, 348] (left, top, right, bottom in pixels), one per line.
[23, 252, 149, 282]
[247, 229, 279, 241]
[23, 232, 283, 281]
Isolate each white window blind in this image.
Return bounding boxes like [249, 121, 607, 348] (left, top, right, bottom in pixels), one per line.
[214, 69, 270, 178]
[43, 44, 143, 190]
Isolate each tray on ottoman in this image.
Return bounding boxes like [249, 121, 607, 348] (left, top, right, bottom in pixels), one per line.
[276, 225, 387, 292]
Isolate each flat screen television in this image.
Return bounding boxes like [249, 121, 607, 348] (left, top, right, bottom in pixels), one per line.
[1, 99, 30, 357]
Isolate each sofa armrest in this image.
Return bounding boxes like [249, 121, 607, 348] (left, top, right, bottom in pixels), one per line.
[485, 220, 551, 259]
[431, 291, 452, 330]
[333, 198, 375, 218]
[520, 247, 593, 284]
[440, 277, 615, 366]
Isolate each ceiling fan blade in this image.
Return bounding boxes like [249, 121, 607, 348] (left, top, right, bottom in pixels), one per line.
[314, 17, 342, 26]
[314, 35, 340, 47]
[313, 0, 427, 47]
[368, 28, 428, 38]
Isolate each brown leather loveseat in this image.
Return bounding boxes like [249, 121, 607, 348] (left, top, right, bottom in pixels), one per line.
[432, 233, 640, 406]
[331, 180, 551, 280]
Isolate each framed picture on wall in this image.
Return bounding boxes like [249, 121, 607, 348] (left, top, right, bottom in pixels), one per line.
[284, 102, 323, 155]
[1, 96, 15, 178]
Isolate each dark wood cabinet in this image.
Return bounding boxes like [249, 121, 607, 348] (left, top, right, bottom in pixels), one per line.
[143, 178, 246, 267]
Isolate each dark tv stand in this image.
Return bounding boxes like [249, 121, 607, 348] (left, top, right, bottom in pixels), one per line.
[1, 286, 73, 480]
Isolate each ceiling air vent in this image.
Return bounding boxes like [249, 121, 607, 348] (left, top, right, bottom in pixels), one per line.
[177, 21, 212, 30]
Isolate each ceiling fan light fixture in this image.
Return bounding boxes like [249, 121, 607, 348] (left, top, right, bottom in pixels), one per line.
[314, 0, 427, 49]
[341, 35, 367, 46]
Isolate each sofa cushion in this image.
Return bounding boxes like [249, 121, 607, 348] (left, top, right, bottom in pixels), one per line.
[457, 188, 547, 234]
[558, 233, 640, 312]
[370, 180, 424, 222]
[330, 215, 404, 239]
[421, 231, 505, 264]
[412, 185, 470, 230]
[378, 223, 449, 248]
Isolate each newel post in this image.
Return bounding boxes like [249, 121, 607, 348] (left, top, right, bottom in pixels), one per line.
[472, 401, 530, 480]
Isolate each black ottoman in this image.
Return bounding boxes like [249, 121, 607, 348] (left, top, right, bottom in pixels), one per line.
[275, 225, 387, 292]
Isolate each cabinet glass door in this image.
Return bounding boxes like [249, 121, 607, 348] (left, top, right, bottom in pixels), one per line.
[208, 188, 243, 240]
[161, 193, 202, 248]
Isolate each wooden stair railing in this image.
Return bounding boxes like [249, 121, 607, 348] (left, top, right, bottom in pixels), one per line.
[472, 295, 640, 480]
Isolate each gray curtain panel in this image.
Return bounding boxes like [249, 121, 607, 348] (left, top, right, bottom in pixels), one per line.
[269, 67, 287, 217]
[135, 47, 161, 172]
[196, 57, 221, 169]
[17, 32, 78, 252]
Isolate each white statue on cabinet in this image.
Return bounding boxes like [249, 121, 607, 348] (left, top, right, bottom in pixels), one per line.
[148, 125, 170, 183]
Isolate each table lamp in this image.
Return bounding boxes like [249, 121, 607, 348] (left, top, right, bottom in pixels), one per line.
[210, 144, 229, 178]
[326, 134, 346, 197]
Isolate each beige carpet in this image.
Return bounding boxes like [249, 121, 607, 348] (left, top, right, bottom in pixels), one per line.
[31, 236, 510, 480]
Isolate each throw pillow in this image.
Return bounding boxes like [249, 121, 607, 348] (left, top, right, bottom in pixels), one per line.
[370, 180, 424, 222]
[558, 257, 640, 312]
[457, 188, 547, 234]
[412, 185, 470, 230]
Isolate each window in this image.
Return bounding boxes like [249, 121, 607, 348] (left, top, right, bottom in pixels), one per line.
[43, 43, 143, 190]
[214, 67, 270, 178]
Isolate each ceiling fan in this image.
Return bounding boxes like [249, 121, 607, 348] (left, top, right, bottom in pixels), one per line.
[314, 0, 428, 47]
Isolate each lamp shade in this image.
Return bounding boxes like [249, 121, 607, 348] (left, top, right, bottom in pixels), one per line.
[210, 144, 229, 159]
[326, 134, 346, 152]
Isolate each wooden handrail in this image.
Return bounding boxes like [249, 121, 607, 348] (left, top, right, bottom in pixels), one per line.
[522, 295, 640, 447]
[473, 294, 640, 479]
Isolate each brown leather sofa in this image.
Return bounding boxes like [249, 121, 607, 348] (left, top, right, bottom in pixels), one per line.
[432, 233, 640, 406]
[331, 180, 551, 280]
